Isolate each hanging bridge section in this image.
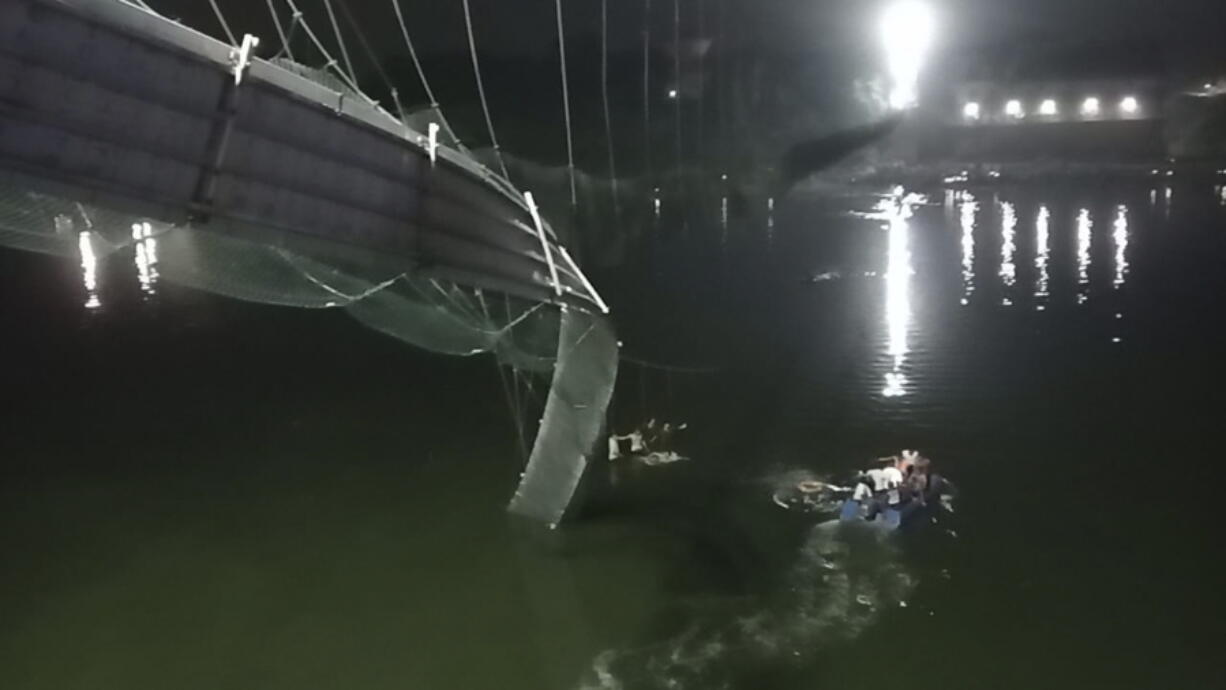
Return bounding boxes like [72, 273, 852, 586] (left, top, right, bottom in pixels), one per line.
[0, 0, 605, 314]
[0, 0, 619, 527]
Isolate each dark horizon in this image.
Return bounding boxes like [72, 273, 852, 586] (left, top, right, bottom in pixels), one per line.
[150, 0, 1226, 60]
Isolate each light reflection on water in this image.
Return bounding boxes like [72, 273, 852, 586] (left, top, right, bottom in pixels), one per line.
[132, 222, 159, 296]
[999, 201, 1017, 305]
[1077, 208, 1093, 304]
[882, 190, 914, 398]
[1034, 205, 1051, 309]
[1113, 206, 1129, 290]
[77, 231, 101, 310]
[959, 192, 977, 306]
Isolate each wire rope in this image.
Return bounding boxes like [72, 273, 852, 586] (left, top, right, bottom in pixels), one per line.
[331, 0, 406, 120]
[389, 0, 462, 146]
[461, 0, 510, 179]
[320, 0, 359, 95]
[673, 0, 683, 183]
[480, 292, 529, 460]
[207, 0, 237, 46]
[601, 0, 621, 218]
[283, 0, 369, 102]
[643, 0, 652, 180]
[264, 0, 295, 62]
[554, 0, 578, 207]
[696, 0, 705, 167]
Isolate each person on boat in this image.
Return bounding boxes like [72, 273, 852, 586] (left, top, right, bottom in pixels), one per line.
[863, 462, 897, 493]
[847, 473, 877, 518]
[881, 461, 905, 506]
[642, 419, 660, 449]
[899, 449, 920, 475]
[906, 457, 931, 503]
[852, 473, 876, 503]
[855, 461, 904, 520]
[607, 428, 648, 460]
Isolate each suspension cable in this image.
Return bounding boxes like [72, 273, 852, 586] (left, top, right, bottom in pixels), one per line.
[696, 0, 706, 167]
[643, 0, 652, 179]
[320, 0, 359, 93]
[279, 7, 302, 60]
[331, 0, 404, 120]
[207, 0, 237, 45]
[479, 292, 528, 460]
[601, 0, 621, 218]
[389, 1, 461, 146]
[461, 0, 510, 179]
[283, 0, 369, 103]
[555, 0, 578, 208]
[264, 0, 295, 62]
[673, 0, 683, 179]
[718, 0, 726, 171]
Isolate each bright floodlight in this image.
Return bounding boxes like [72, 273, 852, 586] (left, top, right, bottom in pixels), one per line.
[963, 102, 981, 120]
[1120, 96, 1139, 115]
[1039, 99, 1058, 116]
[1005, 99, 1024, 118]
[1082, 97, 1101, 116]
[882, 1, 936, 110]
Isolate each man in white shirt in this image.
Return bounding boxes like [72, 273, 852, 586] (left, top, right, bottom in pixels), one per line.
[863, 462, 905, 505]
[881, 464, 904, 506]
[607, 430, 647, 460]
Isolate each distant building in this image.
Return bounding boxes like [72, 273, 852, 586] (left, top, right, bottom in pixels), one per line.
[952, 77, 1164, 127]
[916, 39, 1175, 164]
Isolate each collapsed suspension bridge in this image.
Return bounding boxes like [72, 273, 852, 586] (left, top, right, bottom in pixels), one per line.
[0, 0, 707, 526]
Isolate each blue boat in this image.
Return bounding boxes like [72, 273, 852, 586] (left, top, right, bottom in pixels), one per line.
[838, 475, 955, 530]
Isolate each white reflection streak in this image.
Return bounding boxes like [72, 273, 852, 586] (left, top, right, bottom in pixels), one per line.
[882, 192, 913, 398]
[999, 201, 1017, 305]
[1077, 208, 1092, 304]
[132, 222, 159, 295]
[1113, 206, 1128, 289]
[959, 193, 977, 306]
[1034, 206, 1050, 309]
[1217, 184, 1225, 206]
[78, 231, 101, 310]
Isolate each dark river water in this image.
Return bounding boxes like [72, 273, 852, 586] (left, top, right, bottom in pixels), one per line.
[3, 178, 1225, 689]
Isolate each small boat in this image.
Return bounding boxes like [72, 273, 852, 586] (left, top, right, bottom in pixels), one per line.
[839, 475, 955, 530]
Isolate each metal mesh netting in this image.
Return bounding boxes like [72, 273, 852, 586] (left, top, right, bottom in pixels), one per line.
[0, 187, 144, 259]
[268, 57, 363, 101]
[152, 227, 384, 309]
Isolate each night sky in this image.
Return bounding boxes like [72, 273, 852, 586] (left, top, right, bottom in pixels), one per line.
[151, 0, 1226, 59]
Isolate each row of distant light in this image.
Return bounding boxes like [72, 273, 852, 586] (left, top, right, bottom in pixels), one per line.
[963, 96, 1140, 121]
